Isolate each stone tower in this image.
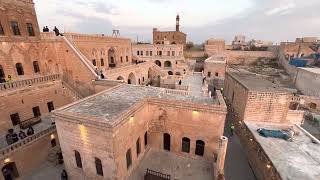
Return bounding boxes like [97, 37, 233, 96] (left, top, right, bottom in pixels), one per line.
[176, 14, 180, 32]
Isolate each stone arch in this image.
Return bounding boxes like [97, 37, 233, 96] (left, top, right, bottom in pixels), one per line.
[155, 60, 161, 67]
[168, 71, 173, 75]
[108, 48, 116, 68]
[2, 161, 19, 179]
[128, 72, 136, 84]
[117, 76, 125, 81]
[164, 61, 172, 68]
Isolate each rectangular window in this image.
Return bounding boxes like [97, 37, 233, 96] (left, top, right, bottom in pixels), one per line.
[0, 22, 4, 35]
[136, 139, 141, 156]
[126, 56, 129, 62]
[150, 51, 153, 56]
[146, 51, 149, 56]
[172, 51, 175, 56]
[32, 106, 41, 117]
[11, 21, 21, 36]
[101, 58, 104, 66]
[10, 113, 20, 126]
[137, 51, 139, 55]
[47, 101, 55, 112]
[167, 51, 170, 56]
[159, 51, 162, 56]
[141, 51, 143, 56]
[120, 56, 123, 63]
[26, 23, 35, 36]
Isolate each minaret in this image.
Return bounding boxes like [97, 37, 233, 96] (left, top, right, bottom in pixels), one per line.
[176, 14, 180, 32]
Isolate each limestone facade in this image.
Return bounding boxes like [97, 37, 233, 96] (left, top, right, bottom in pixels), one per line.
[204, 55, 227, 80]
[53, 85, 227, 180]
[224, 71, 304, 124]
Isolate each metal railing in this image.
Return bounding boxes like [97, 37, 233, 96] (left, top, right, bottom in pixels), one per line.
[0, 74, 61, 91]
[145, 169, 170, 180]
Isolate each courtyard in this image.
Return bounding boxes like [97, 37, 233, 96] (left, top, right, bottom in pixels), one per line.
[128, 149, 214, 180]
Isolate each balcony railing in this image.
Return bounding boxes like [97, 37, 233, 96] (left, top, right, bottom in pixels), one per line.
[145, 169, 170, 180]
[0, 74, 61, 91]
[0, 125, 56, 157]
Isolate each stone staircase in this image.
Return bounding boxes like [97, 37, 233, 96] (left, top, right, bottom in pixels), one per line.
[62, 36, 98, 79]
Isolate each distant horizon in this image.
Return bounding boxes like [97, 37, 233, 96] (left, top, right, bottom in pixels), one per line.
[34, 0, 320, 44]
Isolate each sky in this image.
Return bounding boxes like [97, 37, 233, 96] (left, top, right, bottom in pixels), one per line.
[34, 0, 320, 44]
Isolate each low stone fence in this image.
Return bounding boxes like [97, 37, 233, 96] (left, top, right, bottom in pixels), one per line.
[286, 110, 305, 125]
[165, 89, 190, 96]
[0, 74, 61, 91]
[175, 84, 189, 91]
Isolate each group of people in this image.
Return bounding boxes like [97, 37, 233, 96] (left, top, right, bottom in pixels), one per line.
[5, 127, 35, 145]
[95, 68, 105, 79]
[43, 26, 63, 36]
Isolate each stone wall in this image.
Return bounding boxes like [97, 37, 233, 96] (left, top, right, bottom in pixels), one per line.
[224, 50, 276, 65]
[153, 31, 186, 45]
[0, 80, 75, 133]
[295, 68, 320, 97]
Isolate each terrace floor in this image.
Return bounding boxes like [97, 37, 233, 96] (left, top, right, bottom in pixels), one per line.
[181, 72, 204, 97]
[128, 149, 214, 180]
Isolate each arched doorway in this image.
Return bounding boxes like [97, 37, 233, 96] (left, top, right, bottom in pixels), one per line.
[155, 60, 161, 67]
[15, 63, 24, 76]
[163, 133, 170, 151]
[195, 140, 205, 156]
[182, 137, 190, 153]
[128, 73, 136, 85]
[168, 71, 173, 75]
[117, 76, 124, 81]
[0, 65, 5, 80]
[108, 48, 116, 68]
[164, 61, 172, 68]
[2, 162, 19, 180]
[32, 61, 40, 73]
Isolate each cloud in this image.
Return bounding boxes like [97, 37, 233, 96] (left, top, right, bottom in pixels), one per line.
[34, 0, 320, 43]
[265, 2, 296, 16]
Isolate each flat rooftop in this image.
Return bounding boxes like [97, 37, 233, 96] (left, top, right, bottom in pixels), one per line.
[228, 71, 290, 92]
[245, 121, 320, 180]
[205, 55, 227, 64]
[58, 84, 218, 125]
[128, 149, 214, 180]
[299, 67, 320, 75]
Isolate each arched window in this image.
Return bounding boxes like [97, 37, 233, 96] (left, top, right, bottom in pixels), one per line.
[195, 140, 205, 156]
[16, 63, 24, 75]
[136, 138, 141, 156]
[33, 61, 40, 73]
[74, 150, 82, 168]
[101, 58, 104, 66]
[0, 65, 5, 80]
[138, 78, 141, 84]
[163, 133, 170, 151]
[120, 56, 123, 63]
[95, 158, 103, 176]
[51, 138, 56, 147]
[144, 132, 148, 147]
[143, 77, 145, 82]
[155, 60, 161, 67]
[126, 149, 132, 169]
[108, 48, 116, 68]
[182, 137, 190, 153]
[92, 59, 96, 66]
[168, 71, 173, 75]
[215, 72, 219, 77]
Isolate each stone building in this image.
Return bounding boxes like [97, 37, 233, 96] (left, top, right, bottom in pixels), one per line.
[153, 15, 187, 45]
[132, 43, 188, 76]
[224, 71, 304, 124]
[0, 0, 163, 179]
[204, 39, 226, 56]
[53, 84, 228, 180]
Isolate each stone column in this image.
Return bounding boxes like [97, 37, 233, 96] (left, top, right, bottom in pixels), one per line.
[216, 136, 228, 179]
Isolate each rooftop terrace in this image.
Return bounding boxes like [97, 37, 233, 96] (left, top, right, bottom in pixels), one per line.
[228, 71, 291, 93]
[245, 121, 320, 180]
[56, 84, 220, 126]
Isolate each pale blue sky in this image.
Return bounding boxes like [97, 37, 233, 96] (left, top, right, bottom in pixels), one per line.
[34, 0, 320, 43]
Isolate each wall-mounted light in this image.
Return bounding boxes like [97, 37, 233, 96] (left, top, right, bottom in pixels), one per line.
[50, 134, 55, 140]
[250, 138, 253, 141]
[266, 164, 271, 169]
[129, 116, 134, 122]
[4, 158, 11, 164]
[192, 110, 199, 115]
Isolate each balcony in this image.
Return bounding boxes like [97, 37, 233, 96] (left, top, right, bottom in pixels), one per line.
[0, 74, 61, 92]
